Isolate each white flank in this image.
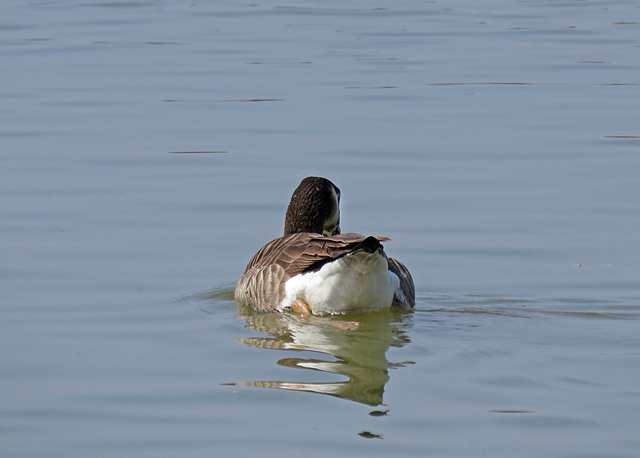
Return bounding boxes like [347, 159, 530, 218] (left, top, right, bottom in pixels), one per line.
[278, 250, 400, 315]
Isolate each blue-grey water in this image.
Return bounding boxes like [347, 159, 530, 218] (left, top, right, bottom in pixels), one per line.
[2, 1, 640, 457]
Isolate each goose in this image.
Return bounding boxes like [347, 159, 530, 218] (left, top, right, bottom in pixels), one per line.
[235, 176, 415, 315]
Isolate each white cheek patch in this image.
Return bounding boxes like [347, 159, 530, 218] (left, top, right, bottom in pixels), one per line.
[323, 186, 340, 236]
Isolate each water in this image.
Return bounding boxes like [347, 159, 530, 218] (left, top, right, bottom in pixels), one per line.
[2, 0, 639, 456]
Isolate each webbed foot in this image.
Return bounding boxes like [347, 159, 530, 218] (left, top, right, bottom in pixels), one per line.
[292, 299, 312, 317]
[291, 299, 359, 331]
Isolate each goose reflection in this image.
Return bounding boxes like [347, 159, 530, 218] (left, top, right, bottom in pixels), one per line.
[232, 303, 412, 406]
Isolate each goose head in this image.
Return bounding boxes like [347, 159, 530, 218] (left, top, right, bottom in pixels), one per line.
[284, 177, 341, 236]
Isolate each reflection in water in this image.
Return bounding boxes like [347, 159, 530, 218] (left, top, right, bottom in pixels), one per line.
[232, 303, 413, 406]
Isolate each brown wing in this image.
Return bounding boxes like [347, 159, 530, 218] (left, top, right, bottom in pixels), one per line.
[235, 232, 390, 311]
[242, 232, 390, 277]
[234, 263, 288, 312]
[388, 257, 415, 309]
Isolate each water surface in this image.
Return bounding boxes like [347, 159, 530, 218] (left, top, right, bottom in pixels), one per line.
[2, 1, 639, 457]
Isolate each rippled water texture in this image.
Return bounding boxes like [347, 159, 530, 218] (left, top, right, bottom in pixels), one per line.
[2, 1, 640, 457]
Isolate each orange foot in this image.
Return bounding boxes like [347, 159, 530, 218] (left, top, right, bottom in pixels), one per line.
[291, 299, 359, 331]
[292, 299, 312, 318]
[328, 320, 359, 331]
